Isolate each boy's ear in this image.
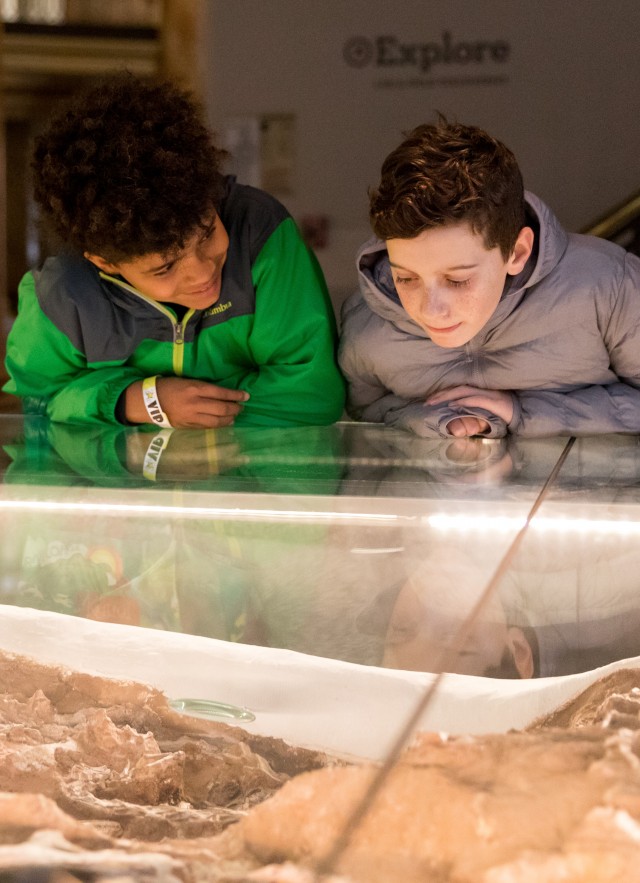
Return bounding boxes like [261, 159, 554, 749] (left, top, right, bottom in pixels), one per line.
[84, 252, 120, 274]
[506, 226, 534, 275]
[506, 626, 535, 679]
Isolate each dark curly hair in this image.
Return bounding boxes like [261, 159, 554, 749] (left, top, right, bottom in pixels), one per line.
[32, 71, 228, 262]
[369, 117, 525, 259]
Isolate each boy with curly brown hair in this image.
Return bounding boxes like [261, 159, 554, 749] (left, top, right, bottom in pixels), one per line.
[4, 72, 345, 428]
[339, 118, 640, 438]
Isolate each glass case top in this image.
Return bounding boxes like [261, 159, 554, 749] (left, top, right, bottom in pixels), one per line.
[0, 413, 572, 498]
[2, 414, 640, 684]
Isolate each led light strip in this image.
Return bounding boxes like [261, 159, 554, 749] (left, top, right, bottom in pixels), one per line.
[428, 513, 640, 536]
[2, 498, 637, 535]
[0, 498, 402, 526]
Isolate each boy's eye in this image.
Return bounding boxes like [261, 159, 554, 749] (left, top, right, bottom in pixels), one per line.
[447, 278, 470, 288]
[199, 223, 216, 243]
[153, 263, 174, 277]
[394, 276, 419, 287]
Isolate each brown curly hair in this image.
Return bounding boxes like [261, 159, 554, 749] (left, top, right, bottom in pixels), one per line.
[32, 71, 228, 262]
[369, 117, 525, 259]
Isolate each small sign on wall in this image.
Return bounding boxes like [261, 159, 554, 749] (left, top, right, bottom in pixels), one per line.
[261, 113, 296, 195]
[221, 113, 296, 196]
[219, 117, 262, 189]
[341, 30, 511, 90]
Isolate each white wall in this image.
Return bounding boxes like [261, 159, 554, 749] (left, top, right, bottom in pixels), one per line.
[201, 1, 640, 313]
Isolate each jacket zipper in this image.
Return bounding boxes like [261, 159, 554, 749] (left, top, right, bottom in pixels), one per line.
[171, 316, 196, 375]
[99, 272, 195, 376]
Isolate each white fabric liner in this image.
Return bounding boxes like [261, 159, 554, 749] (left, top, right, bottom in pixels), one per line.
[1, 603, 637, 761]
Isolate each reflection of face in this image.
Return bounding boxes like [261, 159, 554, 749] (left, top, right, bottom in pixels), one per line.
[381, 579, 510, 675]
[378, 554, 535, 678]
[386, 223, 531, 348]
[86, 213, 230, 310]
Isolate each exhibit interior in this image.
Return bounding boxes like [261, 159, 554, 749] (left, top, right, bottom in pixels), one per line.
[3, 416, 640, 879]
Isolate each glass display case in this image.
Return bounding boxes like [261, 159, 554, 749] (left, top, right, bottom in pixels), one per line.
[2, 414, 640, 759]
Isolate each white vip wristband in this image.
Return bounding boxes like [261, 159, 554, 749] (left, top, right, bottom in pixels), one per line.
[142, 429, 174, 481]
[142, 375, 172, 428]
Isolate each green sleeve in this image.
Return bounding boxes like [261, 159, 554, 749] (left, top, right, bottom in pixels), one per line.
[3, 272, 142, 424]
[237, 217, 346, 427]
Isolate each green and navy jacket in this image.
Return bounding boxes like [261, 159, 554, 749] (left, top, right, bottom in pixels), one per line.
[4, 177, 346, 426]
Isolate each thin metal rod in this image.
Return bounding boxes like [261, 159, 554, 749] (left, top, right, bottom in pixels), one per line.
[314, 436, 576, 879]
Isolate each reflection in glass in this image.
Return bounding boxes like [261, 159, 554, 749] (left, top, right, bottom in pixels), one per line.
[3, 416, 640, 682]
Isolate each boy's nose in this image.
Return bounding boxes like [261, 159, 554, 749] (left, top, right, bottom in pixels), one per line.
[422, 288, 450, 320]
[184, 252, 214, 282]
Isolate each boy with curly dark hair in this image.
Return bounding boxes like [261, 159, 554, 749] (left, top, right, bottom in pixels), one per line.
[339, 118, 640, 438]
[4, 72, 345, 428]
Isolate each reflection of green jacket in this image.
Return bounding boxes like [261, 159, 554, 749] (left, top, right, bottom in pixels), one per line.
[2, 417, 347, 647]
[4, 177, 345, 426]
[3, 417, 346, 495]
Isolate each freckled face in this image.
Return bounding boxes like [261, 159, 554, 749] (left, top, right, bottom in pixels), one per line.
[386, 223, 530, 348]
[87, 214, 230, 310]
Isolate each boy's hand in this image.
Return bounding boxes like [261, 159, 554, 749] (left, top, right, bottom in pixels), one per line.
[446, 415, 492, 437]
[126, 378, 249, 428]
[426, 386, 514, 437]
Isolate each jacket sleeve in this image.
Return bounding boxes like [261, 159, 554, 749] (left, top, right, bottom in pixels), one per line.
[512, 383, 640, 436]
[384, 401, 507, 438]
[4, 272, 143, 424]
[342, 369, 508, 438]
[339, 296, 506, 438]
[237, 217, 346, 427]
[511, 251, 640, 437]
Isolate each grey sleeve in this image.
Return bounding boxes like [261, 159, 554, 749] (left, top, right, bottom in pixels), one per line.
[384, 400, 507, 438]
[512, 252, 640, 437]
[512, 383, 640, 437]
[344, 373, 508, 438]
[338, 297, 397, 422]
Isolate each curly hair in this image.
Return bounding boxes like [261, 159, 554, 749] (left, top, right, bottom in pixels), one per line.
[32, 71, 228, 262]
[369, 117, 525, 259]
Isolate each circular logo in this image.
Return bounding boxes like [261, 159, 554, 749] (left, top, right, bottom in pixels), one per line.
[343, 36, 374, 68]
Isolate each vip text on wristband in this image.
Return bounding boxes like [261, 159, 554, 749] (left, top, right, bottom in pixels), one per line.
[142, 376, 172, 428]
[142, 429, 174, 481]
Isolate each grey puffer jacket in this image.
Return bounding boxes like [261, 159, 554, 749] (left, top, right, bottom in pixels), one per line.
[338, 192, 640, 438]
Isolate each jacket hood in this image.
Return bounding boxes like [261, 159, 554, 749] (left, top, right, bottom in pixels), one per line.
[355, 191, 570, 337]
